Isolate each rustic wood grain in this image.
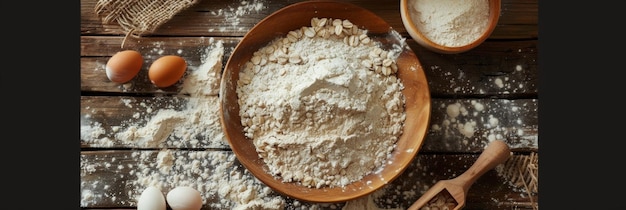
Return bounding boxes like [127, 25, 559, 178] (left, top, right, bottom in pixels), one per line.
[81, 0, 538, 39]
[80, 0, 539, 209]
[81, 96, 537, 152]
[81, 37, 537, 96]
[81, 150, 536, 209]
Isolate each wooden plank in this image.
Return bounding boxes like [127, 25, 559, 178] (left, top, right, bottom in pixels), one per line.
[425, 99, 538, 152]
[81, 95, 230, 149]
[81, 36, 538, 96]
[80, 36, 241, 57]
[80, 0, 540, 209]
[408, 40, 538, 97]
[81, 37, 238, 94]
[80, 0, 538, 39]
[80, 150, 537, 209]
[81, 96, 537, 152]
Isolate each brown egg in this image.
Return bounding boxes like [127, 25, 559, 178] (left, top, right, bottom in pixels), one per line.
[105, 50, 143, 84]
[148, 55, 187, 88]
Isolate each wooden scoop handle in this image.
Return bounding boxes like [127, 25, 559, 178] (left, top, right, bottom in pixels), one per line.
[408, 140, 511, 210]
[453, 140, 511, 194]
[407, 140, 511, 210]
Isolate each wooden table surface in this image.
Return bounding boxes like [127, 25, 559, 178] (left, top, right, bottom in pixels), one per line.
[80, 0, 538, 209]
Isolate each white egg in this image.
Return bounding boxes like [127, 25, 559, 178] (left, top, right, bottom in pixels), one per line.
[137, 186, 166, 210]
[166, 186, 203, 210]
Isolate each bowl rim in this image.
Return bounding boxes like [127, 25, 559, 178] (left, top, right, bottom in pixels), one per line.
[400, 0, 501, 54]
[219, 0, 432, 203]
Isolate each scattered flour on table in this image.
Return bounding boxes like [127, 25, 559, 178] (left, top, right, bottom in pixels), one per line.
[428, 63, 531, 95]
[209, 0, 266, 32]
[237, 17, 406, 188]
[81, 39, 227, 148]
[80, 150, 286, 209]
[430, 100, 536, 148]
[424, 63, 537, 149]
[81, 147, 403, 209]
[132, 150, 285, 209]
[81, 40, 287, 209]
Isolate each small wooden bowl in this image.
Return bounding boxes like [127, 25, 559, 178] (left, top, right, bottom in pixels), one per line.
[400, 0, 501, 54]
[219, 0, 431, 203]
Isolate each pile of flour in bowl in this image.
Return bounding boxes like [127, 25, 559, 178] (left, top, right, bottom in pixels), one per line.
[237, 17, 406, 188]
[410, 0, 490, 47]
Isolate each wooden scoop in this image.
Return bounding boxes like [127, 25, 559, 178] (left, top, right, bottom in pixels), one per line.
[408, 140, 511, 210]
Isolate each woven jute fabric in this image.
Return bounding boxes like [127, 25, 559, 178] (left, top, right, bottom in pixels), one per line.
[497, 152, 539, 210]
[95, 0, 199, 37]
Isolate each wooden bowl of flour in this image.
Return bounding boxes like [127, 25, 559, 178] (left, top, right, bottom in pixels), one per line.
[400, 0, 501, 54]
[219, 0, 431, 203]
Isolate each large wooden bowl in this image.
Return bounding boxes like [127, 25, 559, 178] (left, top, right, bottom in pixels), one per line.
[219, 0, 431, 203]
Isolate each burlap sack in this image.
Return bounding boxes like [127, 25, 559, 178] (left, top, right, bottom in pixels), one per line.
[95, 0, 199, 37]
[497, 152, 538, 210]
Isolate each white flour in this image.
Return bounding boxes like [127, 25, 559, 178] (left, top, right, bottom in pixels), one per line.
[81, 40, 226, 148]
[237, 18, 406, 188]
[409, 0, 490, 47]
[108, 40, 226, 148]
[209, 0, 266, 32]
[131, 150, 285, 210]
